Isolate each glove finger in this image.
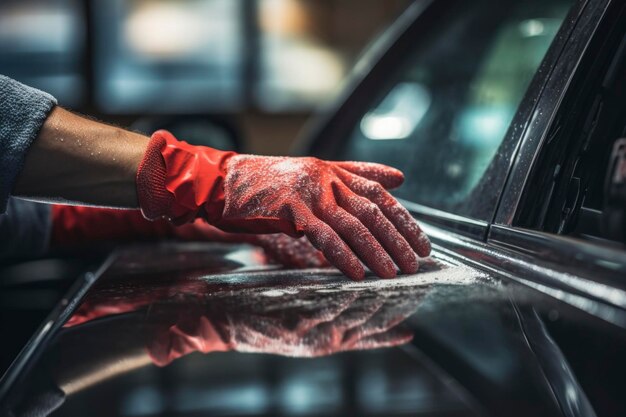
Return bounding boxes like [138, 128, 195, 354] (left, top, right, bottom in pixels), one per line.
[298, 214, 365, 281]
[338, 171, 431, 257]
[331, 161, 404, 189]
[277, 235, 329, 268]
[256, 235, 313, 268]
[315, 203, 396, 279]
[262, 240, 292, 267]
[333, 182, 418, 274]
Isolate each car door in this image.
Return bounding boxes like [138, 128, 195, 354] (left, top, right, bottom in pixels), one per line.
[486, 0, 626, 306]
[298, 0, 626, 414]
[491, 0, 626, 278]
[487, 1, 626, 414]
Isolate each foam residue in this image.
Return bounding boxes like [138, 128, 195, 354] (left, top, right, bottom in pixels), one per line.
[198, 259, 486, 297]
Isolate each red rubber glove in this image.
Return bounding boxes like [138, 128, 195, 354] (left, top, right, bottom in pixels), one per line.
[51, 205, 329, 270]
[255, 234, 329, 269]
[136, 130, 431, 280]
[51, 205, 173, 248]
[51, 205, 241, 248]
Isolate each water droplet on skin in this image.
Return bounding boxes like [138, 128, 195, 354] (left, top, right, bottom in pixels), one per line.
[60, 138, 64, 142]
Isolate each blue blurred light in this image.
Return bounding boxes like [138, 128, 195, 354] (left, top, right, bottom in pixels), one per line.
[456, 106, 513, 148]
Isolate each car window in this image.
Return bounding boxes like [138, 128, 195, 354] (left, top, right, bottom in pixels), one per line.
[338, 0, 573, 218]
[517, 6, 626, 245]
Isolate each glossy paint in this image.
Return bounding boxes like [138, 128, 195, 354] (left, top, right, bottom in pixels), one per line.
[3, 244, 625, 416]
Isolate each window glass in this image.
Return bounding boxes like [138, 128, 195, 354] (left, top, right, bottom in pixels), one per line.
[93, 0, 243, 113]
[0, 0, 85, 106]
[339, 0, 572, 214]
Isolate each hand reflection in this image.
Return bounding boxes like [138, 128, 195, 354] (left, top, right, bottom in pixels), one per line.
[53, 278, 433, 396]
[146, 287, 421, 366]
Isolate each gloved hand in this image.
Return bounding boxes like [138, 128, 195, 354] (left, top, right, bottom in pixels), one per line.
[51, 205, 329, 270]
[254, 234, 329, 269]
[136, 130, 431, 280]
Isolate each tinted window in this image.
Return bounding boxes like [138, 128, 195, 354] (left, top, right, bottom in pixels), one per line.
[339, 0, 572, 215]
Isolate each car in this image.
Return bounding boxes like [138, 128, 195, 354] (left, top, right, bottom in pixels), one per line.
[1, 0, 625, 416]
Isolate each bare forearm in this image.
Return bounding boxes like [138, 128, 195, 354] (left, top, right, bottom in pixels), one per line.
[13, 107, 149, 208]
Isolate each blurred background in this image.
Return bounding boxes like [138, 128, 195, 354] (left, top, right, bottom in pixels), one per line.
[0, 0, 411, 154]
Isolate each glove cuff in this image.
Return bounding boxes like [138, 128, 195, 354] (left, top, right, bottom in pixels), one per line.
[136, 130, 235, 224]
[136, 133, 174, 221]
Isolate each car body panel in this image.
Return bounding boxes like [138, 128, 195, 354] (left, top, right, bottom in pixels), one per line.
[3, 243, 623, 416]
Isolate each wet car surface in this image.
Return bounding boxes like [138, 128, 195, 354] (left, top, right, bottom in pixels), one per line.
[2, 0, 626, 415]
[2, 243, 625, 416]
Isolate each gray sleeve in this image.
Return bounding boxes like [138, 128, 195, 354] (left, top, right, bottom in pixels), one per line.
[0, 198, 52, 260]
[0, 75, 57, 214]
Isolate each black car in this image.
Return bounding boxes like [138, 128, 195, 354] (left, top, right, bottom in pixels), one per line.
[1, 0, 625, 416]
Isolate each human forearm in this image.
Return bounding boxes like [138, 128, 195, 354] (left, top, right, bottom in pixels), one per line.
[13, 107, 149, 207]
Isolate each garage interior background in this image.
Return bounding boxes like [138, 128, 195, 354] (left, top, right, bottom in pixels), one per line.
[0, 0, 411, 155]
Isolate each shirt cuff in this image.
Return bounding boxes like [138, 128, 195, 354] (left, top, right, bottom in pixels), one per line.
[0, 75, 57, 213]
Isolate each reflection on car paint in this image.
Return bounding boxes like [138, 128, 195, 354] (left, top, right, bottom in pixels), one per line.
[5, 244, 622, 417]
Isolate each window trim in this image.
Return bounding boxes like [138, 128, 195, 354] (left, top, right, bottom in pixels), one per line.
[418, 220, 626, 328]
[489, 0, 626, 275]
[479, 1, 626, 321]
[513, 0, 626, 238]
[400, 198, 489, 240]
[489, 224, 626, 290]
[494, 0, 606, 226]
